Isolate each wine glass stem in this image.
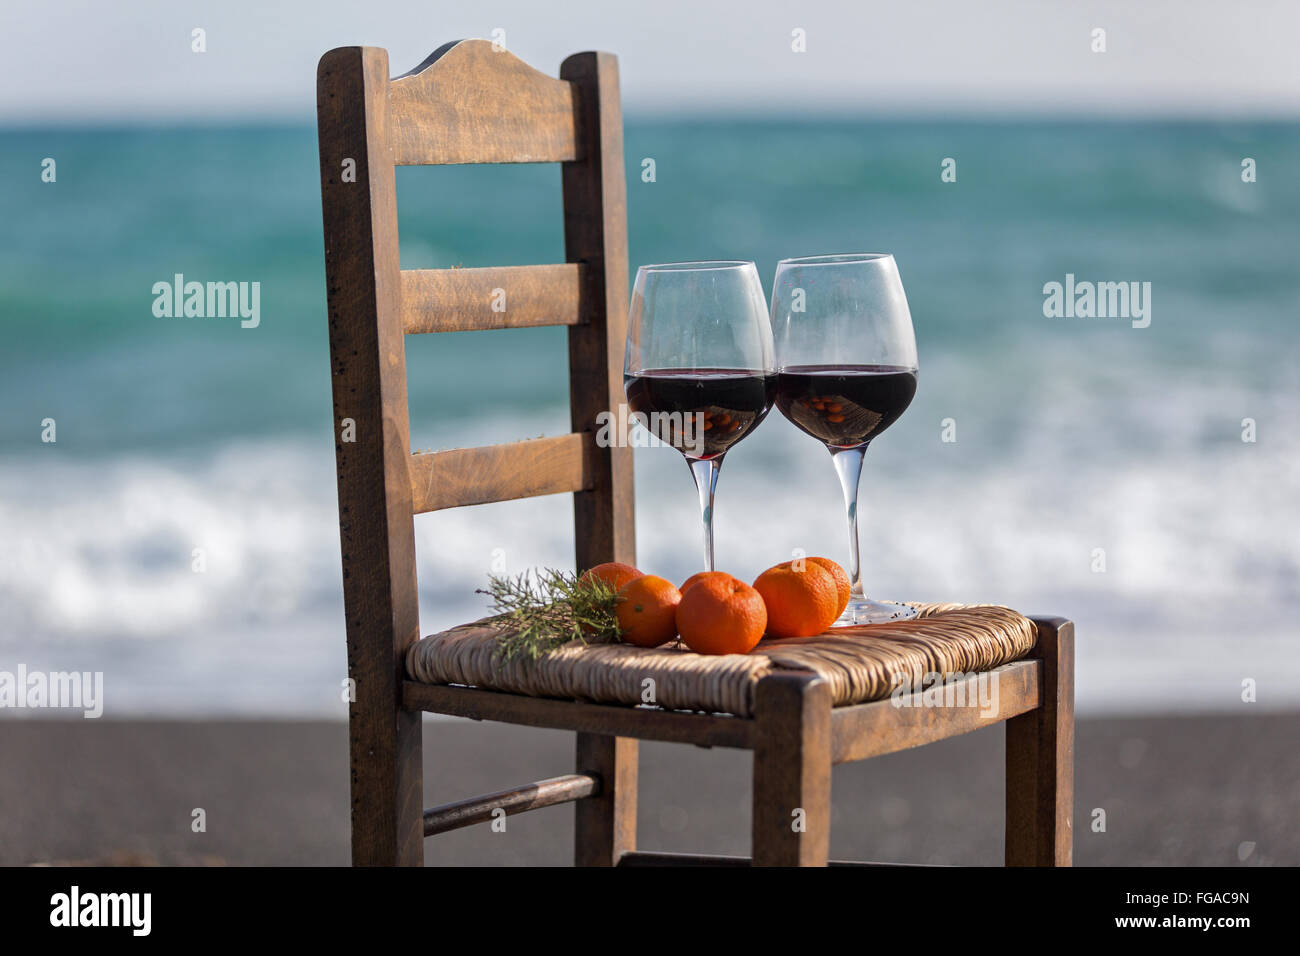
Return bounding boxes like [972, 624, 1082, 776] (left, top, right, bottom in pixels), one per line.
[687, 456, 723, 572]
[830, 445, 868, 600]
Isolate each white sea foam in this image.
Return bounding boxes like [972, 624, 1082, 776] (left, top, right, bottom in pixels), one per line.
[1, 376, 1296, 716]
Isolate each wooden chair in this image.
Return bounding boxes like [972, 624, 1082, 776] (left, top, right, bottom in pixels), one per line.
[316, 39, 1074, 867]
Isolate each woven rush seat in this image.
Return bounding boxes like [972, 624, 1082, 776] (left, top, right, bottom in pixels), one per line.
[406, 603, 1038, 718]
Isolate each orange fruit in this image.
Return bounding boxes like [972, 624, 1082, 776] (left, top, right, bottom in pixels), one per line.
[680, 570, 728, 594]
[675, 573, 767, 655]
[579, 561, 643, 592]
[807, 557, 850, 619]
[752, 561, 840, 638]
[615, 575, 681, 648]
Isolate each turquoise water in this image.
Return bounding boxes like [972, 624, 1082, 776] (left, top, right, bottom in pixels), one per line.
[2, 120, 1298, 714]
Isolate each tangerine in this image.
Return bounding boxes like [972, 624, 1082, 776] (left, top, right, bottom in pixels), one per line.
[752, 561, 840, 638]
[680, 570, 728, 594]
[579, 561, 643, 592]
[675, 573, 767, 655]
[615, 575, 681, 647]
[807, 556, 851, 619]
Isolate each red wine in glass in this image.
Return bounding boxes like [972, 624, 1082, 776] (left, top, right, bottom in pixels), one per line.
[624, 260, 776, 571]
[625, 368, 776, 460]
[775, 364, 917, 449]
[770, 252, 920, 624]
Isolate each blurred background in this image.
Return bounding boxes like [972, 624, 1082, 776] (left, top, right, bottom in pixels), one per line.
[1, 1, 1297, 865]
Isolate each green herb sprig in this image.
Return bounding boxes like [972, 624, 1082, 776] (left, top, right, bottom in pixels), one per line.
[478, 568, 623, 661]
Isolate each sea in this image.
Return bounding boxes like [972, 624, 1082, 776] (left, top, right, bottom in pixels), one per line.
[1, 119, 1297, 716]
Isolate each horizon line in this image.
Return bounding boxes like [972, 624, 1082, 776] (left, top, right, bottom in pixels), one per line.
[2, 107, 1299, 132]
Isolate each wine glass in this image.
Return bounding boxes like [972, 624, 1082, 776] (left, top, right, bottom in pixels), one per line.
[770, 253, 918, 623]
[624, 261, 776, 571]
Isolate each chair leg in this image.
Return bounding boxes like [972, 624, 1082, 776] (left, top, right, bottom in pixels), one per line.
[752, 672, 832, 866]
[350, 706, 425, 866]
[1005, 617, 1075, 866]
[574, 732, 637, 865]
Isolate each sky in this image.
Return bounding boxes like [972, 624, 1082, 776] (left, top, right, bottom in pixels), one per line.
[2, 0, 1299, 123]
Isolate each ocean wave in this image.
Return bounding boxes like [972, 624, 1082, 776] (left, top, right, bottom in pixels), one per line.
[1, 379, 1296, 717]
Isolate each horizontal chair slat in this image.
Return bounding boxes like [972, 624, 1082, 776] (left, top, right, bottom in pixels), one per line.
[423, 773, 599, 836]
[617, 851, 932, 868]
[830, 660, 1040, 765]
[388, 40, 580, 165]
[409, 433, 597, 514]
[402, 682, 757, 750]
[401, 264, 586, 334]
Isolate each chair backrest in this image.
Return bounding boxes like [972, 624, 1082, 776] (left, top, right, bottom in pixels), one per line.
[316, 39, 635, 743]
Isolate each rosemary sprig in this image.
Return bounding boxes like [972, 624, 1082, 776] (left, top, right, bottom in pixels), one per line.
[477, 568, 623, 661]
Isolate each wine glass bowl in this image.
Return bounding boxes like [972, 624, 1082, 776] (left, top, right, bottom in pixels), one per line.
[770, 253, 918, 624]
[624, 261, 776, 571]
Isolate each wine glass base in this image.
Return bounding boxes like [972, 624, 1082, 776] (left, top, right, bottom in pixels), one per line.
[837, 598, 918, 625]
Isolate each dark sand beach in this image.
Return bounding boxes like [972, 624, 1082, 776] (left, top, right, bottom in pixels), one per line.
[1, 713, 1294, 866]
